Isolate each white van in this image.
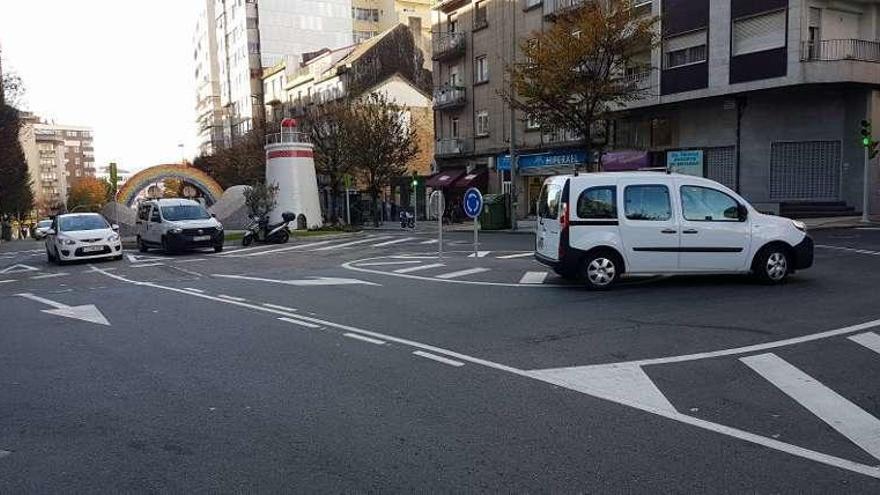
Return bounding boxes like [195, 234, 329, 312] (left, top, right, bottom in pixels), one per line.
[135, 198, 224, 253]
[534, 172, 813, 289]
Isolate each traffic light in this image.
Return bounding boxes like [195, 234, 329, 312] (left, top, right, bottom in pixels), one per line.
[860, 120, 872, 147]
[411, 172, 418, 190]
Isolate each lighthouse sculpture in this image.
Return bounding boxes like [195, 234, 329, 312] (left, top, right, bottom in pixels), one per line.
[265, 118, 323, 229]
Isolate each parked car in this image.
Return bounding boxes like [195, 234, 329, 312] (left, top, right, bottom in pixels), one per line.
[32, 219, 53, 240]
[135, 198, 224, 253]
[534, 172, 813, 289]
[45, 213, 123, 264]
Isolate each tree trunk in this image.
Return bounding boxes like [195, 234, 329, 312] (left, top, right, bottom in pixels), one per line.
[370, 189, 380, 227]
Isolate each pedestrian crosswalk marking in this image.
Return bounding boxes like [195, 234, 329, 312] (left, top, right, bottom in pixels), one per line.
[741, 353, 880, 461]
[371, 237, 417, 247]
[497, 252, 533, 259]
[394, 263, 445, 274]
[849, 332, 880, 356]
[312, 236, 392, 251]
[519, 271, 548, 284]
[467, 251, 490, 258]
[436, 267, 490, 279]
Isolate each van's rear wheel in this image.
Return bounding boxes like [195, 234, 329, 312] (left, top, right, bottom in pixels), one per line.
[581, 252, 621, 290]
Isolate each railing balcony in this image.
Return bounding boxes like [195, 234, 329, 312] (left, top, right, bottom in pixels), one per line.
[432, 32, 466, 61]
[801, 39, 880, 63]
[433, 86, 467, 110]
[435, 138, 470, 156]
[620, 68, 652, 89]
[265, 130, 311, 145]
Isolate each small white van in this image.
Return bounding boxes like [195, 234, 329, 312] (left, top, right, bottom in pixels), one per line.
[135, 198, 225, 253]
[534, 172, 813, 289]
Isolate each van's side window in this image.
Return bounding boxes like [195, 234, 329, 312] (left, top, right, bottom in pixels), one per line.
[150, 207, 161, 223]
[538, 184, 562, 219]
[680, 186, 740, 222]
[577, 186, 617, 219]
[624, 185, 672, 221]
[138, 205, 149, 221]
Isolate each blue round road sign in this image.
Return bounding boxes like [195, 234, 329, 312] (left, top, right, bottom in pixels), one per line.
[463, 187, 483, 219]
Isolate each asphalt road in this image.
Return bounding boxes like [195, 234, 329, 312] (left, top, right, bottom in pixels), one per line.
[1, 227, 880, 492]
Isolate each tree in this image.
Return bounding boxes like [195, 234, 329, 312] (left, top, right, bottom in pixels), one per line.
[0, 104, 33, 219]
[344, 93, 419, 226]
[66, 177, 110, 212]
[192, 128, 266, 189]
[303, 101, 354, 224]
[504, 0, 659, 172]
[243, 181, 278, 220]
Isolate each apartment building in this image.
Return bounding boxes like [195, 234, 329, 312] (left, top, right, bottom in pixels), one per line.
[352, 0, 433, 55]
[194, 0, 223, 154]
[431, 0, 880, 219]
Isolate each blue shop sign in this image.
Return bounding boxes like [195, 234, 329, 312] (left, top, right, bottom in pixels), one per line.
[496, 149, 590, 171]
[667, 150, 704, 177]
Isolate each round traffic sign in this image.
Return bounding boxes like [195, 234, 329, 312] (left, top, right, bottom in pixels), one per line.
[462, 187, 483, 219]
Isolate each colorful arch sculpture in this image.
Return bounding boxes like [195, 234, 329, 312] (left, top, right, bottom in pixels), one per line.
[116, 164, 225, 207]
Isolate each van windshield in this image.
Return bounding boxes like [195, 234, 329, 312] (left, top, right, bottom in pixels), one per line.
[161, 205, 211, 221]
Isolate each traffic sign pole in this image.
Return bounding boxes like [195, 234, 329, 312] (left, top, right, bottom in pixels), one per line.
[462, 187, 484, 259]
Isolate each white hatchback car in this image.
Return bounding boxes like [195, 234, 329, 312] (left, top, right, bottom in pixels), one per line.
[535, 172, 814, 289]
[45, 213, 123, 264]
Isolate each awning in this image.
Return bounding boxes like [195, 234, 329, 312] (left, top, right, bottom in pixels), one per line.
[451, 170, 488, 189]
[602, 150, 650, 171]
[425, 169, 466, 188]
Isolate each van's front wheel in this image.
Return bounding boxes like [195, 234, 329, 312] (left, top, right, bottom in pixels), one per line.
[753, 246, 790, 285]
[581, 252, 620, 290]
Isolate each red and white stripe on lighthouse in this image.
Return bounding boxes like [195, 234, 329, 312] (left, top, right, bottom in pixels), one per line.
[265, 118, 323, 229]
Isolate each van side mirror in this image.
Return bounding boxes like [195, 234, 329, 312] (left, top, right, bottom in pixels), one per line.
[111, 224, 120, 231]
[737, 204, 749, 221]
[45, 229, 56, 236]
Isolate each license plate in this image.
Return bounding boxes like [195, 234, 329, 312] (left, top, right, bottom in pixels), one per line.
[193, 235, 211, 242]
[82, 245, 104, 253]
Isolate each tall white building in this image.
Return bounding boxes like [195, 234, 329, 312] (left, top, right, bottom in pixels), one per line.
[195, 0, 353, 149]
[194, 0, 223, 155]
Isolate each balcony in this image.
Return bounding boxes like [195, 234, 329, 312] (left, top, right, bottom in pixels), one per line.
[433, 86, 467, 110]
[543, 0, 586, 18]
[801, 39, 880, 63]
[435, 138, 471, 156]
[432, 32, 466, 61]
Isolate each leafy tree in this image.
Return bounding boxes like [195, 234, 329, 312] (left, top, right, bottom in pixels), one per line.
[192, 127, 266, 189]
[66, 176, 110, 212]
[0, 104, 33, 219]
[504, 0, 659, 171]
[344, 93, 419, 226]
[302, 101, 354, 224]
[243, 181, 278, 220]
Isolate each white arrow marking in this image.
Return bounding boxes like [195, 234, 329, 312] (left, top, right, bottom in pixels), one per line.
[0, 264, 40, 274]
[212, 274, 380, 286]
[16, 293, 110, 326]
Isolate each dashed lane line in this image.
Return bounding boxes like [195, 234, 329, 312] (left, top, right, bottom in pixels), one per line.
[217, 294, 247, 302]
[343, 333, 386, 345]
[519, 271, 548, 284]
[233, 240, 336, 257]
[30, 273, 68, 280]
[277, 317, 321, 329]
[497, 252, 533, 259]
[393, 263, 445, 274]
[182, 288, 205, 293]
[435, 267, 491, 280]
[419, 239, 438, 245]
[413, 351, 465, 367]
[263, 303, 298, 312]
[816, 245, 880, 256]
[312, 236, 392, 251]
[371, 237, 417, 247]
[0, 279, 17, 284]
[131, 263, 165, 268]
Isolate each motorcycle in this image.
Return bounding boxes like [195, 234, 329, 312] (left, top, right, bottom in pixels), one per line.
[242, 212, 295, 246]
[399, 210, 415, 230]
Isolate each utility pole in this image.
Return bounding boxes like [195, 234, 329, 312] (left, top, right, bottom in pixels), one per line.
[508, 0, 518, 231]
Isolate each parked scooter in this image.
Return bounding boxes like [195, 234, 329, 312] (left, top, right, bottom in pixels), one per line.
[399, 210, 415, 230]
[242, 212, 295, 246]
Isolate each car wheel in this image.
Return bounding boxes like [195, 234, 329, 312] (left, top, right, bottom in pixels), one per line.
[137, 236, 148, 253]
[214, 244, 224, 253]
[581, 251, 621, 290]
[754, 246, 790, 285]
[46, 248, 55, 263]
[161, 236, 174, 254]
[113, 254, 124, 261]
[277, 230, 290, 244]
[242, 234, 254, 247]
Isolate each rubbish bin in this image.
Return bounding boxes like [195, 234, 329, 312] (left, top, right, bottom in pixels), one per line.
[479, 193, 510, 230]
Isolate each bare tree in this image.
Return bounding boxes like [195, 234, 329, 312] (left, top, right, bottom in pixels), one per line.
[303, 102, 354, 224]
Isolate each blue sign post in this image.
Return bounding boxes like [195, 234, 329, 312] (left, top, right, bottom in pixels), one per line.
[463, 187, 483, 257]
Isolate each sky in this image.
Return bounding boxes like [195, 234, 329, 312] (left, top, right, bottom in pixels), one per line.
[0, 0, 203, 174]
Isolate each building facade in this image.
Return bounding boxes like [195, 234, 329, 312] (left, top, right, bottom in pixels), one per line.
[352, 0, 433, 54]
[194, 0, 224, 155]
[431, 0, 880, 219]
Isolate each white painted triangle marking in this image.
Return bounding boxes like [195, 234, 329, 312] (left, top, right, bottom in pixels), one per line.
[849, 332, 880, 356]
[126, 254, 168, 263]
[16, 293, 110, 326]
[0, 264, 40, 274]
[527, 363, 677, 413]
[467, 251, 490, 258]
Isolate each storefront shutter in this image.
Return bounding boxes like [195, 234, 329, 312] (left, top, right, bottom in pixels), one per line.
[733, 10, 787, 56]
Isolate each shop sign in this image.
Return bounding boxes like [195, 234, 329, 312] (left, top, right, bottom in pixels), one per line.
[667, 150, 704, 177]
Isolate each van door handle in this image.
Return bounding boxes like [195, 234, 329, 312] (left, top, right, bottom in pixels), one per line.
[682, 229, 699, 234]
[660, 229, 677, 234]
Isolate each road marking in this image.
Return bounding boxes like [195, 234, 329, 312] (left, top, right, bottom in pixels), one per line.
[343, 333, 386, 345]
[436, 267, 490, 279]
[393, 263, 445, 274]
[816, 245, 880, 256]
[312, 236, 392, 251]
[467, 251, 490, 258]
[519, 271, 548, 284]
[0, 449, 9, 459]
[849, 332, 880, 356]
[88, 265, 880, 480]
[218, 294, 247, 302]
[236, 240, 336, 257]
[30, 273, 68, 280]
[0, 279, 17, 284]
[0, 264, 40, 274]
[213, 274, 379, 287]
[371, 237, 417, 247]
[212, 244, 276, 256]
[131, 263, 165, 268]
[174, 258, 208, 263]
[741, 353, 880, 461]
[357, 260, 424, 267]
[182, 287, 205, 293]
[126, 254, 168, 263]
[497, 252, 533, 259]
[263, 303, 297, 312]
[277, 317, 321, 329]
[419, 239, 438, 245]
[16, 292, 110, 326]
[344, 258, 570, 288]
[413, 351, 465, 367]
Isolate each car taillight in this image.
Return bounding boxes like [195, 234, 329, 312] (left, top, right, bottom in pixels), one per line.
[559, 202, 569, 258]
[560, 203, 570, 230]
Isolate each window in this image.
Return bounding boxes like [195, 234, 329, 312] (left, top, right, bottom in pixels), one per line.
[526, 114, 541, 130]
[680, 186, 741, 222]
[150, 207, 161, 223]
[624, 185, 672, 221]
[474, 55, 489, 83]
[538, 183, 562, 219]
[732, 10, 786, 56]
[663, 30, 707, 69]
[352, 8, 379, 22]
[474, 1, 488, 29]
[524, 0, 542, 9]
[577, 186, 617, 219]
[447, 15, 457, 33]
[451, 117, 460, 138]
[476, 110, 489, 137]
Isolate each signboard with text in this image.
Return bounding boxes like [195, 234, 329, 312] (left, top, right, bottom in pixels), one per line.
[667, 150, 704, 177]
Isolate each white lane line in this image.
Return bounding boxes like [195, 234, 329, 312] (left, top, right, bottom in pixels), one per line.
[436, 267, 490, 279]
[213, 244, 276, 256]
[174, 258, 208, 263]
[467, 251, 490, 258]
[849, 332, 880, 356]
[519, 271, 548, 284]
[413, 351, 465, 367]
[419, 239, 438, 245]
[0, 279, 17, 284]
[371, 237, 417, 247]
[357, 260, 424, 267]
[741, 353, 880, 461]
[182, 288, 205, 293]
[30, 273, 68, 280]
[217, 294, 247, 302]
[497, 252, 533, 259]
[312, 236, 392, 251]
[816, 245, 880, 256]
[263, 303, 297, 312]
[131, 263, 165, 268]
[277, 317, 321, 329]
[343, 333, 386, 345]
[394, 263, 445, 274]
[88, 265, 880, 480]
[237, 240, 336, 257]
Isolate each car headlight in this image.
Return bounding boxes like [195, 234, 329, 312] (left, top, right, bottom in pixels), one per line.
[108, 234, 120, 242]
[169, 228, 183, 234]
[216, 223, 224, 231]
[59, 237, 77, 246]
[792, 220, 807, 232]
